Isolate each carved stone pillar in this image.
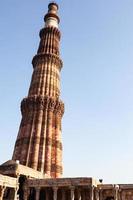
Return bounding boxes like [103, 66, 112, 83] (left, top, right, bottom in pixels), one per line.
[35, 187, 40, 200]
[118, 189, 122, 200]
[90, 186, 94, 200]
[95, 188, 100, 200]
[0, 186, 6, 200]
[114, 185, 119, 200]
[53, 187, 58, 200]
[13, 187, 19, 200]
[70, 187, 75, 200]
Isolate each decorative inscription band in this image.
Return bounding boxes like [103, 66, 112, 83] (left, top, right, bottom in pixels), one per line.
[21, 95, 64, 116]
[32, 53, 63, 71]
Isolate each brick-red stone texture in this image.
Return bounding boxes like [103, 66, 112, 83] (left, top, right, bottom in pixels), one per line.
[12, 4, 64, 178]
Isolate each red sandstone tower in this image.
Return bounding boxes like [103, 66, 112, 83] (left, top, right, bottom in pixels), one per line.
[12, 2, 64, 178]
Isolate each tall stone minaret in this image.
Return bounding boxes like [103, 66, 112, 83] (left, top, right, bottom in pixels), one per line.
[12, 2, 64, 178]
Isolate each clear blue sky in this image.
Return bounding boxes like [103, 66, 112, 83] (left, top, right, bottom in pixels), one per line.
[0, 0, 133, 184]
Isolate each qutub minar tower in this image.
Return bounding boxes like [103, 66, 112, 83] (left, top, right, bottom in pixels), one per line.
[12, 2, 64, 179]
[0, 2, 133, 200]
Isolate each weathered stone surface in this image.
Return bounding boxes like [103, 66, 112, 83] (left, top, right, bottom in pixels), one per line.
[12, 2, 64, 178]
[0, 160, 45, 179]
[0, 174, 17, 188]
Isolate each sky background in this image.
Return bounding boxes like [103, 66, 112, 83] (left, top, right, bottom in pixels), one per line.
[0, 0, 133, 184]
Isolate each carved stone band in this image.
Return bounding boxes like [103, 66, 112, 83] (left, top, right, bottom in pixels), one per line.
[32, 53, 63, 71]
[21, 95, 64, 116]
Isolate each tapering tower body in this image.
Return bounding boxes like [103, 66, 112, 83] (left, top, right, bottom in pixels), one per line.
[12, 3, 64, 178]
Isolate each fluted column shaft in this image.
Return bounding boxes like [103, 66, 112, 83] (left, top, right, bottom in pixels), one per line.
[21, 110, 35, 165]
[25, 109, 37, 166]
[38, 27, 60, 56]
[45, 109, 54, 176]
[28, 27, 62, 99]
[55, 113, 62, 177]
[31, 109, 43, 170]
[29, 58, 61, 98]
[70, 187, 75, 200]
[37, 108, 48, 172]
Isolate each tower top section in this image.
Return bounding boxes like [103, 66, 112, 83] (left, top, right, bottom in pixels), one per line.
[44, 2, 60, 28]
